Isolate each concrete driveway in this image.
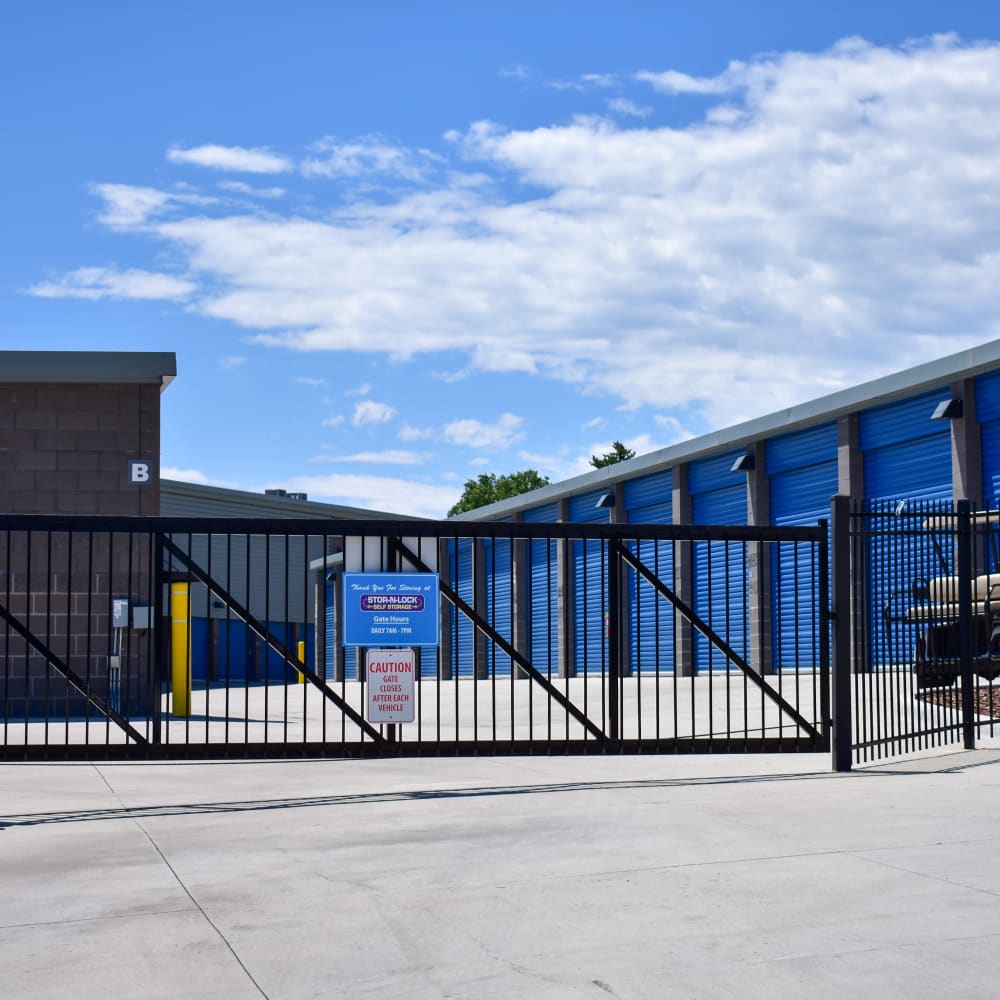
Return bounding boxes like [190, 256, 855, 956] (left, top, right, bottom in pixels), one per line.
[3, 749, 1000, 999]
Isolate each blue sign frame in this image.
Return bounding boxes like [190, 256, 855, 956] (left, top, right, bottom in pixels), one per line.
[342, 572, 440, 647]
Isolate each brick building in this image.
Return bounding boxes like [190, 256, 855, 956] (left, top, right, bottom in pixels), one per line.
[1, 352, 175, 715]
[0, 351, 175, 515]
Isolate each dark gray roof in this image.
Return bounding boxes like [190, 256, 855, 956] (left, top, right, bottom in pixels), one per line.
[0, 351, 176, 389]
[160, 479, 420, 520]
[451, 337, 1000, 521]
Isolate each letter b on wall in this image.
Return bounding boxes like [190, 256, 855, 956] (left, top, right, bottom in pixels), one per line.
[129, 460, 152, 485]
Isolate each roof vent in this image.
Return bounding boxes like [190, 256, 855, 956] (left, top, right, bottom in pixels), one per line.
[264, 488, 308, 502]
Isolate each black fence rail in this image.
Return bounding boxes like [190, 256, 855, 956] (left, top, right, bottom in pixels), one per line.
[0, 514, 830, 761]
[833, 497, 1000, 766]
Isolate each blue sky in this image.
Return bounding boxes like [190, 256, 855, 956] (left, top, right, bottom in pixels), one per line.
[5, 1, 1000, 516]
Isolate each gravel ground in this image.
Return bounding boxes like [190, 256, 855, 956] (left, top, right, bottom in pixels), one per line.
[919, 684, 1000, 718]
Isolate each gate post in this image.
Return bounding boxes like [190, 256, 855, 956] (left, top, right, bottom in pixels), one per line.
[818, 518, 831, 754]
[956, 499, 976, 751]
[831, 495, 853, 772]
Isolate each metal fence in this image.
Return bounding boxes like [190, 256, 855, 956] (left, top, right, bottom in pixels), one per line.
[0, 514, 830, 760]
[833, 497, 1000, 766]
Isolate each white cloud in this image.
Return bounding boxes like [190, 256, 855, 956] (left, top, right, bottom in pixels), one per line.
[161, 467, 240, 489]
[432, 367, 472, 384]
[322, 415, 345, 428]
[346, 382, 372, 397]
[312, 449, 428, 465]
[296, 376, 325, 386]
[518, 435, 660, 482]
[219, 354, 247, 370]
[283, 473, 457, 518]
[91, 184, 171, 228]
[42, 37, 1000, 431]
[548, 73, 617, 93]
[219, 180, 286, 198]
[352, 399, 396, 426]
[442, 413, 524, 449]
[516, 447, 590, 482]
[89, 183, 215, 229]
[582, 416, 605, 430]
[607, 97, 652, 118]
[653, 414, 696, 443]
[635, 67, 733, 95]
[588, 434, 660, 461]
[28, 266, 194, 301]
[500, 64, 532, 80]
[168, 144, 292, 174]
[398, 423, 434, 441]
[302, 135, 440, 182]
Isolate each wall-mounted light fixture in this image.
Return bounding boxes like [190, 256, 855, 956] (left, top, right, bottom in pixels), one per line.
[595, 491, 616, 509]
[930, 398, 963, 420]
[730, 451, 755, 473]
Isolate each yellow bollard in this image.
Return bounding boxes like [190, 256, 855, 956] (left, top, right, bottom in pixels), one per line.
[297, 640, 306, 683]
[170, 582, 192, 717]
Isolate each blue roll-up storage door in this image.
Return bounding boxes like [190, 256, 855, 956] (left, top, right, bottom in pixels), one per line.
[767, 423, 838, 670]
[446, 538, 475, 678]
[523, 504, 559, 677]
[483, 535, 513, 676]
[325, 577, 336, 680]
[975, 370, 1000, 585]
[691, 450, 748, 673]
[569, 489, 610, 675]
[623, 471, 674, 673]
[339, 569, 362, 680]
[195, 617, 251, 684]
[860, 389, 954, 666]
[860, 389, 952, 503]
[190, 617, 209, 682]
[977, 369, 1000, 507]
[623, 471, 672, 516]
[981, 425, 1000, 508]
[215, 619, 250, 684]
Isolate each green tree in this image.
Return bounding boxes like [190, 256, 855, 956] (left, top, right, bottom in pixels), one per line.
[590, 440, 636, 469]
[448, 470, 550, 516]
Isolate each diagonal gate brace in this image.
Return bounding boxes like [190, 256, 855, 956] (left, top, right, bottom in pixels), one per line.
[619, 547, 821, 739]
[162, 535, 383, 744]
[390, 537, 607, 742]
[0, 600, 149, 745]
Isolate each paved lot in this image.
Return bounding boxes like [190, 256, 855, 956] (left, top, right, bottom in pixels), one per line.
[3, 748, 1000, 999]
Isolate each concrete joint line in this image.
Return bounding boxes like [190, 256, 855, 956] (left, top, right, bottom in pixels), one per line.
[92, 764, 271, 1000]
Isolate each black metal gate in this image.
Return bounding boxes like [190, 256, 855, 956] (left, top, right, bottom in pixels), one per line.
[1, 514, 830, 760]
[830, 496, 1000, 767]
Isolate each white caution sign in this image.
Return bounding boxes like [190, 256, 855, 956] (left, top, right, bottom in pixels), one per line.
[365, 649, 416, 724]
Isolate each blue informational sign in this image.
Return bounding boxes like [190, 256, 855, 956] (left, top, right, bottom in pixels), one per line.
[342, 573, 440, 647]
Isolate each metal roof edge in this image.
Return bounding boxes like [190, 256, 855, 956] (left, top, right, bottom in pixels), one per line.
[451, 337, 1000, 521]
[0, 351, 177, 390]
[160, 479, 422, 520]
